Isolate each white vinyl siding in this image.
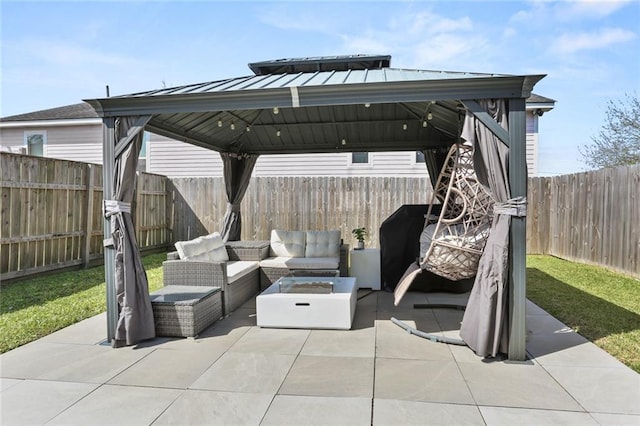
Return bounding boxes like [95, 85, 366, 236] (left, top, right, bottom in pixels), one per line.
[526, 113, 538, 177]
[147, 135, 223, 177]
[3, 115, 541, 177]
[44, 125, 103, 164]
[0, 127, 27, 153]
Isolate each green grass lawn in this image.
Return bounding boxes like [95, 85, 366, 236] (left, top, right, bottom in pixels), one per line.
[0, 252, 166, 353]
[2, 253, 639, 373]
[527, 255, 640, 373]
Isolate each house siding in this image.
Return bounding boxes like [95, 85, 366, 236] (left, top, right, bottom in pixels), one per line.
[526, 113, 538, 176]
[2, 113, 541, 177]
[1, 124, 102, 163]
[0, 128, 24, 153]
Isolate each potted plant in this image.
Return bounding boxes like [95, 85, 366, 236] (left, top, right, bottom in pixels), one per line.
[352, 227, 367, 250]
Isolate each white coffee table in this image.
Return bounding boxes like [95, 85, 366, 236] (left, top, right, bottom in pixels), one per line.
[256, 277, 357, 330]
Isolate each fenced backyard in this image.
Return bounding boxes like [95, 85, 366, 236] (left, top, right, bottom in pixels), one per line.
[1, 152, 638, 282]
[0, 153, 168, 281]
[528, 164, 639, 278]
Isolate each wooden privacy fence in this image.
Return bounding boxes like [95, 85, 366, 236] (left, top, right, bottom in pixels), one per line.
[169, 176, 434, 248]
[528, 164, 640, 277]
[0, 153, 169, 281]
[3, 151, 639, 281]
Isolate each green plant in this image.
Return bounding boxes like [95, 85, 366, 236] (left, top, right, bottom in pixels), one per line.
[351, 227, 367, 242]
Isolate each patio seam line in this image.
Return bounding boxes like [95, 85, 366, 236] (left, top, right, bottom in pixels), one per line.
[104, 346, 161, 387]
[448, 334, 483, 410]
[148, 386, 186, 425]
[536, 364, 598, 414]
[371, 305, 379, 425]
[45, 381, 106, 424]
[255, 325, 311, 424]
[526, 344, 592, 414]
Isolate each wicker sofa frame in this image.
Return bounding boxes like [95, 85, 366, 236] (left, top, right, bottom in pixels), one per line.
[164, 243, 265, 316]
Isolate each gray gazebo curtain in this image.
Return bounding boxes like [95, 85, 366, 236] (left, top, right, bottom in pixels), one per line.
[459, 99, 523, 357]
[104, 115, 155, 346]
[220, 152, 259, 242]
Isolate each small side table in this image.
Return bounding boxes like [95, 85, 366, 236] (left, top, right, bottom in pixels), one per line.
[349, 248, 381, 290]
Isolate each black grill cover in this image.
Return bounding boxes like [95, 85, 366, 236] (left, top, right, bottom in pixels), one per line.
[379, 204, 472, 293]
[380, 204, 434, 290]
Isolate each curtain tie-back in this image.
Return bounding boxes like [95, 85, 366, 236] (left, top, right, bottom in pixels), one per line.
[104, 200, 131, 217]
[494, 196, 527, 217]
[227, 202, 241, 213]
[103, 200, 131, 248]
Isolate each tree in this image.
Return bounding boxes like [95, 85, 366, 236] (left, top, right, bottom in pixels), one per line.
[580, 93, 640, 169]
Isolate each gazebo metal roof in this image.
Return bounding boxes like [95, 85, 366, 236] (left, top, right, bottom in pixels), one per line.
[85, 58, 543, 156]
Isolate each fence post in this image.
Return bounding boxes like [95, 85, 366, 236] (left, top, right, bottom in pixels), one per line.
[83, 163, 95, 268]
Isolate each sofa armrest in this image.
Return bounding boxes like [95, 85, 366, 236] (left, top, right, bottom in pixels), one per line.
[339, 243, 350, 277]
[167, 251, 180, 260]
[163, 260, 227, 288]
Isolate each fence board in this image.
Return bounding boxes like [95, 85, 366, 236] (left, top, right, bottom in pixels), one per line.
[1, 153, 170, 281]
[168, 176, 433, 250]
[527, 164, 639, 277]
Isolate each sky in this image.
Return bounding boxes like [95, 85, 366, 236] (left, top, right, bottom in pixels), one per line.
[1, 0, 639, 176]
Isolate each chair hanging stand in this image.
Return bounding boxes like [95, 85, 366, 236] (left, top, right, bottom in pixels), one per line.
[391, 317, 467, 345]
[392, 141, 495, 346]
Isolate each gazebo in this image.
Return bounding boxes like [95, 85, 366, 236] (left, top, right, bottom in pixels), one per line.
[85, 55, 544, 361]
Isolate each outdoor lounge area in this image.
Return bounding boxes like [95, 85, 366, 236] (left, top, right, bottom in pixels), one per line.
[1, 289, 638, 425]
[4, 54, 635, 425]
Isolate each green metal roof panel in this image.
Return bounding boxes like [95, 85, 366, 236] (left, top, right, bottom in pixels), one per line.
[110, 67, 512, 100]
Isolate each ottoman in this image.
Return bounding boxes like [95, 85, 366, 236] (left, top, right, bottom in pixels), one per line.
[150, 285, 222, 338]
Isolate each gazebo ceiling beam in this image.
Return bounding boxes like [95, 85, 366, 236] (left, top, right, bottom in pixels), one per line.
[240, 140, 452, 155]
[462, 100, 511, 147]
[146, 122, 224, 151]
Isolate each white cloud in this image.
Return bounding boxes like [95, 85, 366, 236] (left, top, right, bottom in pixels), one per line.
[556, 0, 632, 21]
[551, 27, 636, 54]
[510, 0, 632, 25]
[503, 27, 517, 38]
[336, 10, 491, 71]
[396, 11, 473, 35]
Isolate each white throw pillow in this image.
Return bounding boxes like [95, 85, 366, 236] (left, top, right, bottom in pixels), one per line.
[270, 230, 306, 257]
[305, 230, 341, 257]
[201, 232, 229, 262]
[175, 237, 209, 261]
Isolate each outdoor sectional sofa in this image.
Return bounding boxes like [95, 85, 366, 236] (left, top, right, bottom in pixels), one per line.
[162, 229, 349, 319]
[258, 229, 349, 290]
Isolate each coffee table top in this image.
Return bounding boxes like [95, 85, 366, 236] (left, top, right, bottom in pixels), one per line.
[260, 277, 356, 297]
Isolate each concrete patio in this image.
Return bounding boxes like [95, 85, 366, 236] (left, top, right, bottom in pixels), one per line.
[1, 289, 638, 425]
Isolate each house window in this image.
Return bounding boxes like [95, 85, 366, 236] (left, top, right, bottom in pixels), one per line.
[25, 131, 46, 157]
[415, 151, 426, 163]
[351, 152, 369, 164]
[137, 131, 149, 172]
